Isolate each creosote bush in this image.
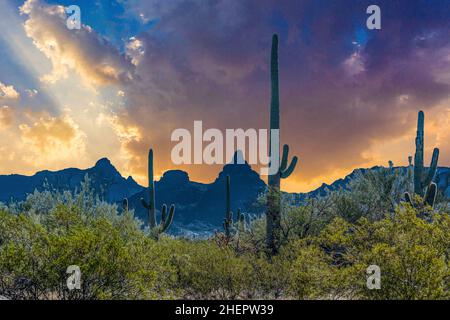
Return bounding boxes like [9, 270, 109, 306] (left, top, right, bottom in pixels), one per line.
[0, 171, 449, 299]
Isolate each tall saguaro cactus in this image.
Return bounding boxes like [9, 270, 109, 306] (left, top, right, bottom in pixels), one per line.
[141, 149, 175, 236]
[404, 111, 440, 208]
[266, 34, 298, 255]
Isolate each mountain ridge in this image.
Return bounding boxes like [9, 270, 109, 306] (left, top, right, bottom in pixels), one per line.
[0, 158, 448, 235]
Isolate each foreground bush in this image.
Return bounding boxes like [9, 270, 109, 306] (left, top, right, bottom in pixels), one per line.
[0, 176, 449, 300]
[318, 206, 450, 299]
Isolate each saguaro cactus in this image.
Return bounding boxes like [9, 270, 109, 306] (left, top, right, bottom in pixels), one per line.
[141, 149, 175, 236]
[223, 175, 246, 239]
[224, 175, 233, 238]
[122, 198, 129, 212]
[236, 208, 246, 233]
[404, 111, 440, 208]
[266, 34, 298, 255]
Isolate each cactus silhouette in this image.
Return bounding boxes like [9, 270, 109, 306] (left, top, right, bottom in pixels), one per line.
[140, 149, 175, 236]
[404, 111, 439, 208]
[224, 175, 233, 239]
[122, 198, 129, 212]
[266, 34, 298, 255]
[223, 175, 246, 240]
[237, 208, 246, 233]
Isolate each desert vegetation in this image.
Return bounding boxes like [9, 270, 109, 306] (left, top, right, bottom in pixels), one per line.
[0, 165, 448, 300]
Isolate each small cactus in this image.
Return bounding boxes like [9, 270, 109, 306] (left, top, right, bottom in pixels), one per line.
[407, 156, 413, 179]
[405, 183, 437, 208]
[388, 160, 394, 170]
[141, 149, 175, 236]
[236, 208, 247, 233]
[223, 175, 246, 239]
[122, 198, 129, 212]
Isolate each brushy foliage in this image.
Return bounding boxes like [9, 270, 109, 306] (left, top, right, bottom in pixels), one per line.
[0, 172, 449, 300]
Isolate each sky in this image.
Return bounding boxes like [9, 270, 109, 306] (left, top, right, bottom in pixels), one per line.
[0, 0, 449, 192]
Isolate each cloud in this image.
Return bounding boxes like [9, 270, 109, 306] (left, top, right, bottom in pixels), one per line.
[18, 112, 85, 155]
[0, 106, 15, 129]
[20, 0, 134, 87]
[0, 108, 87, 175]
[343, 51, 365, 76]
[2, 0, 448, 192]
[0, 82, 20, 100]
[126, 37, 145, 66]
[25, 89, 38, 97]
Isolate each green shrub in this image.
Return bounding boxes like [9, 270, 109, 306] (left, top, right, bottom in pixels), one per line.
[318, 206, 450, 299]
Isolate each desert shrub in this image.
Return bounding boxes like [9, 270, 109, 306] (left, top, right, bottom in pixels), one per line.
[284, 241, 332, 299]
[0, 170, 449, 300]
[168, 240, 253, 299]
[0, 183, 181, 300]
[0, 206, 163, 299]
[318, 205, 450, 299]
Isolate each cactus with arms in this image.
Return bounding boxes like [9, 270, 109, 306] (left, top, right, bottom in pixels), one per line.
[141, 149, 175, 236]
[266, 34, 298, 255]
[404, 111, 439, 208]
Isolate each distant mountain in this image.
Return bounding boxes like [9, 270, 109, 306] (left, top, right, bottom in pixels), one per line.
[0, 156, 448, 236]
[0, 158, 143, 203]
[128, 153, 266, 235]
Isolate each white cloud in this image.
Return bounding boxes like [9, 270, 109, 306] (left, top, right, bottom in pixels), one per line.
[0, 82, 20, 99]
[25, 89, 38, 97]
[126, 37, 145, 66]
[20, 0, 134, 87]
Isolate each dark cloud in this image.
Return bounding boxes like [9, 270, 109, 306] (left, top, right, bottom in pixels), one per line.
[116, 0, 450, 189]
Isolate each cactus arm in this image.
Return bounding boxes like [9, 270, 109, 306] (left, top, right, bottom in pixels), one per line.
[161, 204, 175, 232]
[424, 183, 437, 208]
[122, 198, 128, 211]
[140, 198, 150, 210]
[161, 204, 167, 225]
[404, 192, 413, 206]
[280, 145, 298, 178]
[280, 155, 298, 179]
[423, 148, 439, 186]
[280, 144, 289, 171]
